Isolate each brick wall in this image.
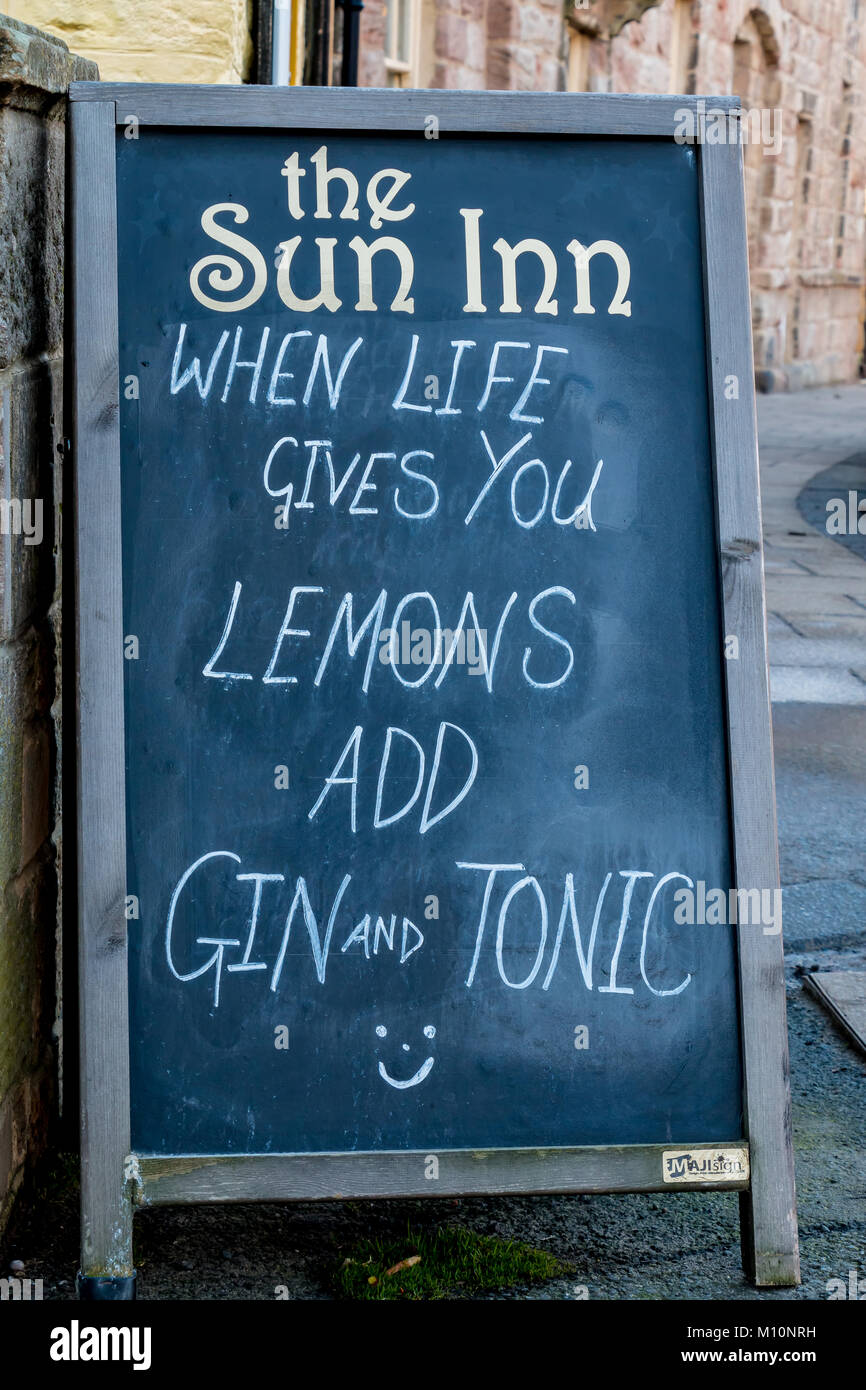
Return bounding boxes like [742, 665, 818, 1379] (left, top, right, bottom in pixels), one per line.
[360, 0, 866, 386]
[0, 14, 94, 1232]
[606, 0, 866, 385]
[358, 0, 388, 86]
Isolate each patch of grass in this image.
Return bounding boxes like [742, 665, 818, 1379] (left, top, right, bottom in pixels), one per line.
[333, 1224, 572, 1300]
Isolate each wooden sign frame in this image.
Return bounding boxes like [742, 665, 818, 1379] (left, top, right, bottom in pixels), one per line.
[68, 84, 799, 1297]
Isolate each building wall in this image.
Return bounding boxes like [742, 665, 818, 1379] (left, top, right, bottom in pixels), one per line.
[0, 13, 96, 1232]
[360, 0, 563, 91]
[599, 0, 866, 387]
[360, 0, 866, 386]
[4, 0, 253, 84]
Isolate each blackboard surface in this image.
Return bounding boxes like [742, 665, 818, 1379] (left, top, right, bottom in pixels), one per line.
[117, 129, 741, 1156]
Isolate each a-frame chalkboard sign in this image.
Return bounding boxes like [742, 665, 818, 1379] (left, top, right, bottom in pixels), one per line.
[68, 84, 799, 1298]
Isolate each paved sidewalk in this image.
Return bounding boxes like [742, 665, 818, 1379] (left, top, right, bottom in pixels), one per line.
[758, 383, 866, 963]
[758, 383, 866, 705]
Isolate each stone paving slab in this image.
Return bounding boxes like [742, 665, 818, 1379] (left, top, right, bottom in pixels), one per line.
[783, 881, 866, 952]
[769, 635, 866, 668]
[757, 385, 866, 705]
[770, 667, 866, 704]
[789, 614, 866, 640]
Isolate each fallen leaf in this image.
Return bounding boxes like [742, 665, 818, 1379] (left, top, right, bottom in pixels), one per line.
[385, 1255, 421, 1277]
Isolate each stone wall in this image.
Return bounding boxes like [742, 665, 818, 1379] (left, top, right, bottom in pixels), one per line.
[0, 14, 94, 1232]
[4, 0, 253, 84]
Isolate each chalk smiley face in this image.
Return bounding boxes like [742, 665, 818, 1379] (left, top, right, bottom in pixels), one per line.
[375, 1024, 437, 1089]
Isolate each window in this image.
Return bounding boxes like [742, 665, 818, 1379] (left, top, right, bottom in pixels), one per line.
[385, 0, 421, 88]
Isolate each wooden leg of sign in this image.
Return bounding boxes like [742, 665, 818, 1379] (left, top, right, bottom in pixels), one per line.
[734, 902, 799, 1287]
[70, 97, 137, 1303]
[740, 1181, 799, 1289]
[700, 137, 800, 1289]
[77, 1148, 136, 1300]
[737, 999, 801, 1289]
